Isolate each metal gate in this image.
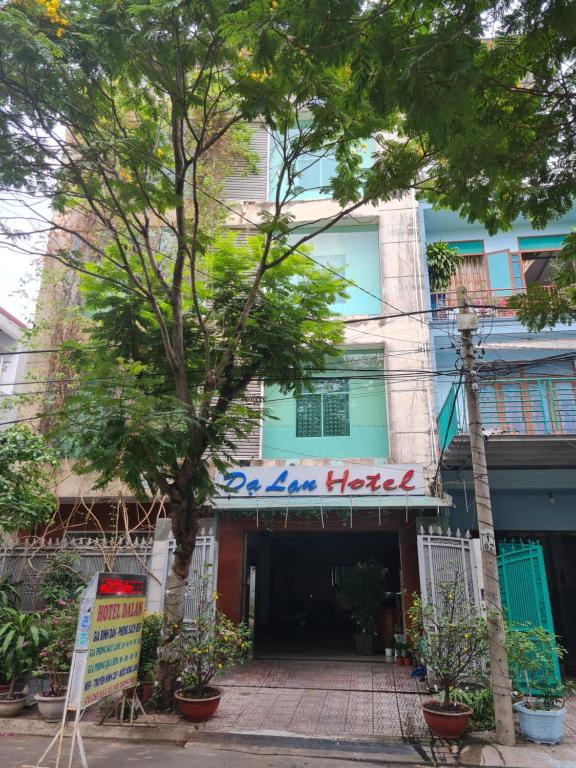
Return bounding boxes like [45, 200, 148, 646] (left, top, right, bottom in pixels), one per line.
[417, 527, 484, 619]
[167, 535, 216, 622]
[498, 541, 561, 693]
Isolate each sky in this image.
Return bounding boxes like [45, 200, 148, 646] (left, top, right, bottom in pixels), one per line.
[0, 197, 45, 326]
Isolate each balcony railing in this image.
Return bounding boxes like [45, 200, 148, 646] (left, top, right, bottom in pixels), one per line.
[438, 376, 576, 449]
[430, 287, 555, 320]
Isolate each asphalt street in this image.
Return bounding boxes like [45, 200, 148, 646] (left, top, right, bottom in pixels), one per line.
[0, 735, 430, 768]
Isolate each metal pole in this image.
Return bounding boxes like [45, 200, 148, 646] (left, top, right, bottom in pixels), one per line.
[457, 286, 515, 746]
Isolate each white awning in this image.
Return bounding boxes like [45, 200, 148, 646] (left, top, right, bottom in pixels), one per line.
[211, 494, 452, 510]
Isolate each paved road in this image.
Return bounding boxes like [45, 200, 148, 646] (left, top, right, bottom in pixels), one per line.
[0, 735, 430, 768]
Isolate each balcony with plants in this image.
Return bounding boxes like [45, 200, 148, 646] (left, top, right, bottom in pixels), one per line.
[427, 238, 565, 321]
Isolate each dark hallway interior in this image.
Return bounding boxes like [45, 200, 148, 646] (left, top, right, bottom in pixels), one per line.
[245, 531, 401, 658]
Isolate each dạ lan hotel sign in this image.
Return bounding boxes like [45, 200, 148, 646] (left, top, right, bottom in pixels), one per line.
[216, 464, 425, 498]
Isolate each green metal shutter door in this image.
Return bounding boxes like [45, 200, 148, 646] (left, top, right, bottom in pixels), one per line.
[498, 542, 562, 693]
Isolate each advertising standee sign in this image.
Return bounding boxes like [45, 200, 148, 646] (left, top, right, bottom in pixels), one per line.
[68, 573, 147, 710]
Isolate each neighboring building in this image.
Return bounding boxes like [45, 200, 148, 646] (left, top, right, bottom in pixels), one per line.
[0, 306, 27, 428]
[424, 204, 576, 674]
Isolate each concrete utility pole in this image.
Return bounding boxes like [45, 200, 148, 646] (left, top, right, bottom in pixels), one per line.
[457, 286, 515, 747]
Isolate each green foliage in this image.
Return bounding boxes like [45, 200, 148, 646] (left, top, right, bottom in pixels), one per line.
[0, 426, 58, 534]
[0, 577, 20, 683]
[240, 0, 576, 231]
[34, 601, 78, 696]
[38, 551, 85, 608]
[164, 570, 251, 697]
[139, 612, 162, 684]
[0, 576, 20, 610]
[505, 622, 567, 709]
[50, 234, 346, 502]
[426, 242, 463, 293]
[451, 685, 495, 732]
[0, 607, 47, 697]
[342, 560, 388, 635]
[408, 573, 488, 708]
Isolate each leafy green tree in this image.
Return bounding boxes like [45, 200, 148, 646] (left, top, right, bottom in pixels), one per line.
[0, 426, 58, 534]
[243, 0, 574, 231]
[0, 0, 412, 693]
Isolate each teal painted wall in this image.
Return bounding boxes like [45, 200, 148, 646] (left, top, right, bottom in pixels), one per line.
[518, 234, 566, 251]
[449, 489, 576, 533]
[269, 137, 374, 202]
[288, 227, 381, 316]
[423, 204, 576, 253]
[262, 355, 388, 459]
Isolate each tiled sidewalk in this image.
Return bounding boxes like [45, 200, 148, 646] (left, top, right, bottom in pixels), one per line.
[196, 659, 576, 745]
[198, 659, 430, 738]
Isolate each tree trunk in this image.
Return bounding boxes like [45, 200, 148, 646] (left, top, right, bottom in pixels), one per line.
[157, 487, 200, 708]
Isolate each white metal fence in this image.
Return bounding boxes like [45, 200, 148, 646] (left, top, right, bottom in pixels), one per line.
[0, 535, 153, 612]
[0, 524, 216, 622]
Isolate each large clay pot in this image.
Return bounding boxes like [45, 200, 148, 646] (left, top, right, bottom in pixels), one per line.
[0, 692, 27, 718]
[35, 692, 67, 722]
[422, 700, 472, 739]
[175, 687, 222, 722]
[140, 682, 154, 704]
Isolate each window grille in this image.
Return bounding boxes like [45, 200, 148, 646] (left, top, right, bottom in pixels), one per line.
[296, 379, 350, 437]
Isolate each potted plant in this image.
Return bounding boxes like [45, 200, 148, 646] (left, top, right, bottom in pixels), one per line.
[33, 601, 78, 721]
[164, 571, 251, 722]
[138, 612, 162, 703]
[0, 608, 47, 717]
[426, 241, 463, 314]
[395, 641, 407, 665]
[506, 623, 570, 744]
[0, 577, 21, 694]
[408, 574, 488, 739]
[343, 561, 388, 656]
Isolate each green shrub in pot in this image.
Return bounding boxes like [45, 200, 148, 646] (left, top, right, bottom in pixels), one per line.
[342, 560, 388, 655]
[505, 622, 572, 744]
[0, 608, 46, 715]
[34, 601, 78, 697]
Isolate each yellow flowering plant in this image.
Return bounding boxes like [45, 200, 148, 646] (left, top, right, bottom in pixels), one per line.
[408, 571, 488, 711]
[164, 568, 251, 699]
